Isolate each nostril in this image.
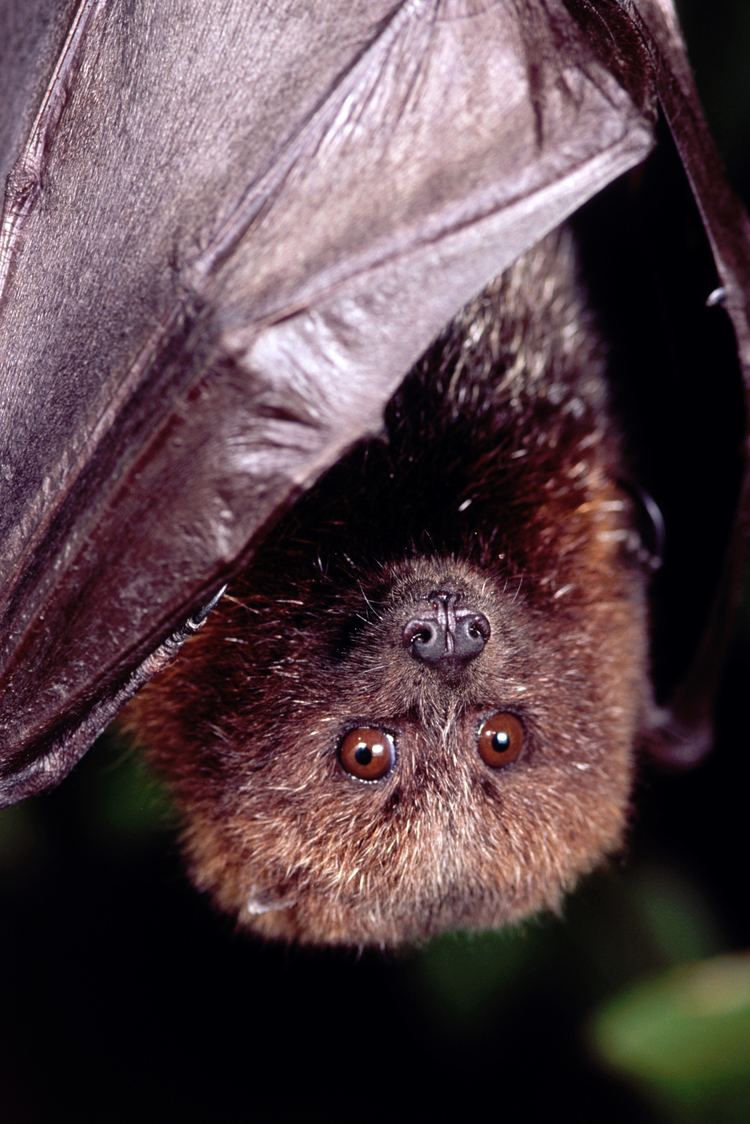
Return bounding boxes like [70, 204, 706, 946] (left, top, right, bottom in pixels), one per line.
[402, 619, 433, 645]
[466, 613, 491, 641]
[402, 619, 443, 661]
[455, 611, 491, 659]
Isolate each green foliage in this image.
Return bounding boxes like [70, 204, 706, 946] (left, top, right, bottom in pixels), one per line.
[591, 955, 750, 1123]
[412, 925, 541, 1028]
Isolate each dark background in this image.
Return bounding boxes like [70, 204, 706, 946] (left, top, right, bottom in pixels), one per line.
[2, 3, 749, 1121]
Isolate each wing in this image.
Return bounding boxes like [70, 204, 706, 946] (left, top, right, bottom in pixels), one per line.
[0, 0, 745, 802]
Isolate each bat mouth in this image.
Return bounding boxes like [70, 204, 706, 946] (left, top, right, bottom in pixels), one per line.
[241, 889, 524, 947]
[246, 889, 298, 916]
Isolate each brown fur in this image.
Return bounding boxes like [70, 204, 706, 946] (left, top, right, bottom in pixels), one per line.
[124, 229, 654, 947]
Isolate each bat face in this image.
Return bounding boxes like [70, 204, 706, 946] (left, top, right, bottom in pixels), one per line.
[126, 231, 654, 946]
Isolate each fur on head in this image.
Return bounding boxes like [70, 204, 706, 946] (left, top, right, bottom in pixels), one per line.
[125, 231, 654, 947]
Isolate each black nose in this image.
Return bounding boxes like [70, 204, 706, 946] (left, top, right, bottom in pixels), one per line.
[402, 590, 490, 672]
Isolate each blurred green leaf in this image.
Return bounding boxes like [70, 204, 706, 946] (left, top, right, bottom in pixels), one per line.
[627, 865, 722, 966]
[413, 924, 542, 1027]
[591, 955, 750, 1121]
[85, 735, 175, 843]
[42, 729, 177, 853]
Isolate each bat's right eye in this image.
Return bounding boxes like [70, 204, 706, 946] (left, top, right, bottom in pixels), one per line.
[477, 712, 524, 769]
[338, 728, 396, 782]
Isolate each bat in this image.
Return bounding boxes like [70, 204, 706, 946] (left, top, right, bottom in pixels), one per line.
[126, 225, 659, 945]
[0, 0, 748, 947]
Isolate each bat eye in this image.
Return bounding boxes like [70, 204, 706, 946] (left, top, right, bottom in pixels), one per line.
[477, 712, 524, 769]
[338, 727, 396, 782]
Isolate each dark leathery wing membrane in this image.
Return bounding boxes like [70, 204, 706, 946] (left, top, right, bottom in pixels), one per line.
[0, 0, 746, 802]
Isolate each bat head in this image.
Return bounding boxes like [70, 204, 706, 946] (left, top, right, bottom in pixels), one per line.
[127, 502, 651, 948]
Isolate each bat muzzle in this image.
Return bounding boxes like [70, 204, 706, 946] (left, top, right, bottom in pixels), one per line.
[402, 589, 490, 674]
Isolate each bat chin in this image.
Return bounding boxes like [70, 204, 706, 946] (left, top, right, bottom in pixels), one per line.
[238, 884, 556, 948]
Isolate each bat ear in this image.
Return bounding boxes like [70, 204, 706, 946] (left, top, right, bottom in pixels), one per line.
[640, 708, 715, 771]
[640, 525, 745, 772]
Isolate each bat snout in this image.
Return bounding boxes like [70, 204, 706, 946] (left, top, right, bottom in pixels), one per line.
[402, 588, 490, 674]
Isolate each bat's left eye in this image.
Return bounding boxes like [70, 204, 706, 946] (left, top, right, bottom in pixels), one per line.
[338, 727, 396, 782]
[477, 712, 524, 768]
